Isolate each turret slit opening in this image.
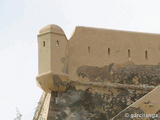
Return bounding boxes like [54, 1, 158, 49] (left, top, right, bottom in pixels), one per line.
[108, 48, 110, 56]
[88, 46, 91, 55]
[56, 40, 60, 47]
[145, 50, 148, 60]
[128, 49, 131, 58]
[43, 41, 45, 47]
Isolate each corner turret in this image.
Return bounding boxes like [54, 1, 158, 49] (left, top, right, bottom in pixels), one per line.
[36, 24, 69, 92]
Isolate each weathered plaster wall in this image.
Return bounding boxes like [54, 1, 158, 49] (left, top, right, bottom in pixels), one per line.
[68, 27, 160, 81]
[35, 64, 160, 120]
[76, 64, 160, 86]
[40, 64, 160, 120]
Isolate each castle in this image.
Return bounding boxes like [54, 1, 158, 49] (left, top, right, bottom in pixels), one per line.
[37, 24, 160, 92]
[34, 24, 160, 120]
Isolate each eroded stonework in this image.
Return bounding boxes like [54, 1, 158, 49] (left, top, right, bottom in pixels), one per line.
[77, 64, 160, 86]
[34, 64, 160, 120]
[48, 86, 148, 120]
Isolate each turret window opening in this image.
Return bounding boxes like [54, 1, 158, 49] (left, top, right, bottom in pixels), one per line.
[128, 49, 131, 58]
[145, 50, 148, 60]
[56, 40, 60, 47]
[88, 46, 91, 55]
[43, 41, 45, 47]
[108, 48, 110, 56]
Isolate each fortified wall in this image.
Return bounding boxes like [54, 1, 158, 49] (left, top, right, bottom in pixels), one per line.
[37, 25, 160, 86]
[34, 24, 160, 120]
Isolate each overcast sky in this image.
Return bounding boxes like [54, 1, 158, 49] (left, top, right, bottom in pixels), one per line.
[1, 0, 160, 119]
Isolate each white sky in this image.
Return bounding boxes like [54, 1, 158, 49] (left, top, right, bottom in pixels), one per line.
[1, 0, 160, 119]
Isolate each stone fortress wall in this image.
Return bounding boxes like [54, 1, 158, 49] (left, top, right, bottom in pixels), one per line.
[68, 26, 160, 81]
[38, 24, 160, 82]
[35, 24, 160, 120]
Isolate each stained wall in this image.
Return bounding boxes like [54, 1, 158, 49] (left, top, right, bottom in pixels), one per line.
[68, 26, 160, 81]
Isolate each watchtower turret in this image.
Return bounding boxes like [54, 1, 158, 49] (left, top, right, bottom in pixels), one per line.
[36, 25, 69, 92]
